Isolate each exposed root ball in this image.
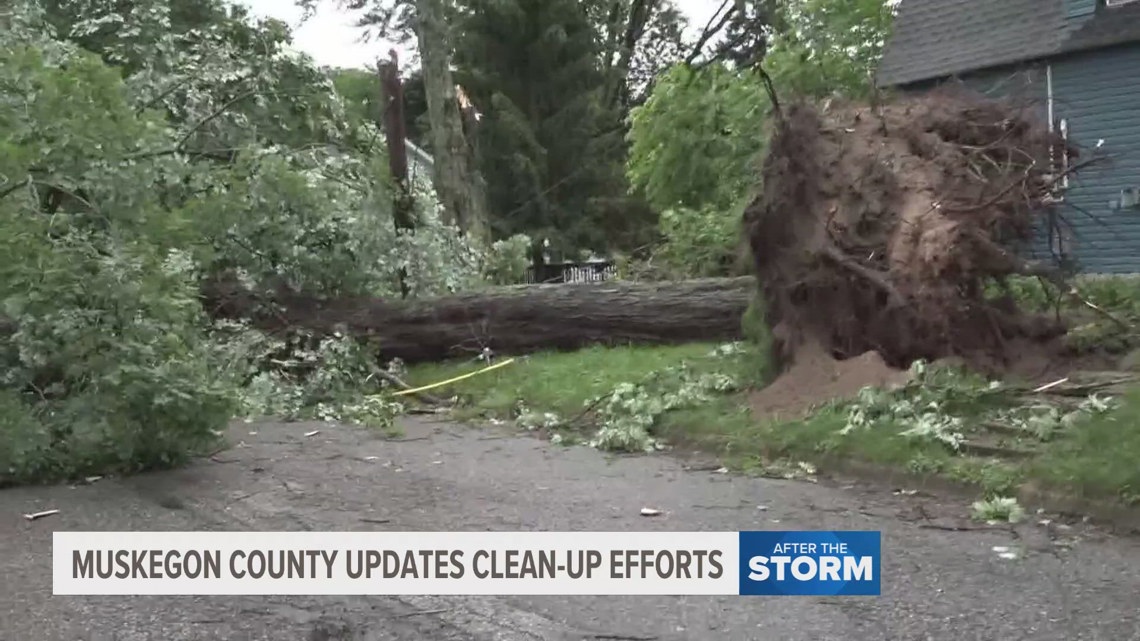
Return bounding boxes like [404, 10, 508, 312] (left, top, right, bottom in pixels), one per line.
[745, 88, 1073, 373]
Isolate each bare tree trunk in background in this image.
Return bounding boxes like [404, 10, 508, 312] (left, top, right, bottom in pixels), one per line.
[456, 85, 490, 239]
[414, 0, 489, 243]
[603, 0, 659, 112]
[378, 51, 414, 298]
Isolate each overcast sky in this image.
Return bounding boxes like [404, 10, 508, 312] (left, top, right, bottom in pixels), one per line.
[238, 0, 720, 69]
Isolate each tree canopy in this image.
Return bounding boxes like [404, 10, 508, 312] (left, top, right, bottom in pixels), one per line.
[0, 0, 498, 483]
[625, 0, 895, 275]
[0, 0, 897, 483]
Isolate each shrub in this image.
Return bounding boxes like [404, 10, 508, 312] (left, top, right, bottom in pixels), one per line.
[0, 239, 236, 483]
[656, 205, 747, 277]
[0, 0, 477, 486]
[482, 234, 533, 285]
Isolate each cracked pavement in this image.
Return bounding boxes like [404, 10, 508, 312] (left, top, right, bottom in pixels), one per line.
[2, 416, 1139, 640]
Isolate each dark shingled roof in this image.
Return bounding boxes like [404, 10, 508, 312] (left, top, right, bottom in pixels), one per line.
[877, 0, 1140, 87]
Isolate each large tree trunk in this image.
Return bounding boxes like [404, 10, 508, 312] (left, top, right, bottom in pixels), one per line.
[414, 0, 489, 242]
[204, 277, 754, 363]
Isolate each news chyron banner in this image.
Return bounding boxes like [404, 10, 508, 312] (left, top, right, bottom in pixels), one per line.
[54, 531, 881, 596]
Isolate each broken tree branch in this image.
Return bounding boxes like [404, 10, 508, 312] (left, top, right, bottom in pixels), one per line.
[375, 369, 446, 406]
[684, 0, 735, 65]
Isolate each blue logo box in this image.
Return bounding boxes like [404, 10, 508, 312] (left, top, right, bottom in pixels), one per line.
[738, 531, 881, 596]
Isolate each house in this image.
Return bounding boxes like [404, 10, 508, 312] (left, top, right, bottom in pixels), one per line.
[876, 0, 1140, 272]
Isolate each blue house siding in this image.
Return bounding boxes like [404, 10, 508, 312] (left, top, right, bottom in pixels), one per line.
[1050, 43, 1140, 272]
[1066, 0, 1097, 18]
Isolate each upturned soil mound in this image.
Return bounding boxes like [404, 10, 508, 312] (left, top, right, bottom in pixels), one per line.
[748, 342, 911, 421]
[745, 88, 1076, 379]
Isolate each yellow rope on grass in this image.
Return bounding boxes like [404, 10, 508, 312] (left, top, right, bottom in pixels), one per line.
[390, 357, 517, 397]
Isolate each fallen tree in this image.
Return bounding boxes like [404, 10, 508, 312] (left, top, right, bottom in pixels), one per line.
[202, 276, 754, 363]
[746, 87, 1097, 375]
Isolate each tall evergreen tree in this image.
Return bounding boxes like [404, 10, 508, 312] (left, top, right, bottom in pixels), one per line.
[451, 0, 622, 257]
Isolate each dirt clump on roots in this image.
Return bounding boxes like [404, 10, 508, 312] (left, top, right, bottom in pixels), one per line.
[748, 342, 911, 422]
[744, 88, 1078, 396]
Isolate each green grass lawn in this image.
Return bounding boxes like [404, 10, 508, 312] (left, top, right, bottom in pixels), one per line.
[1029, 387, 1140, 504]
[405, 341, 1140, 509]
[405, 343, 732, 420]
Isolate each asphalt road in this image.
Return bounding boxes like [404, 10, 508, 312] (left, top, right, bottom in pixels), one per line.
[2, 417, 1139, 641]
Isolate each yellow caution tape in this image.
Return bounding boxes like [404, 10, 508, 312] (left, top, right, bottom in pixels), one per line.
[390, 357, 517, 396]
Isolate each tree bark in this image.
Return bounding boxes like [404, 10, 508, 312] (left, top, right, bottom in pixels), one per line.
[203, 277, 755, 364]
[414, 0, 489, 242]
[378, 52, 414, 298]
[604, 0, 658, 112]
